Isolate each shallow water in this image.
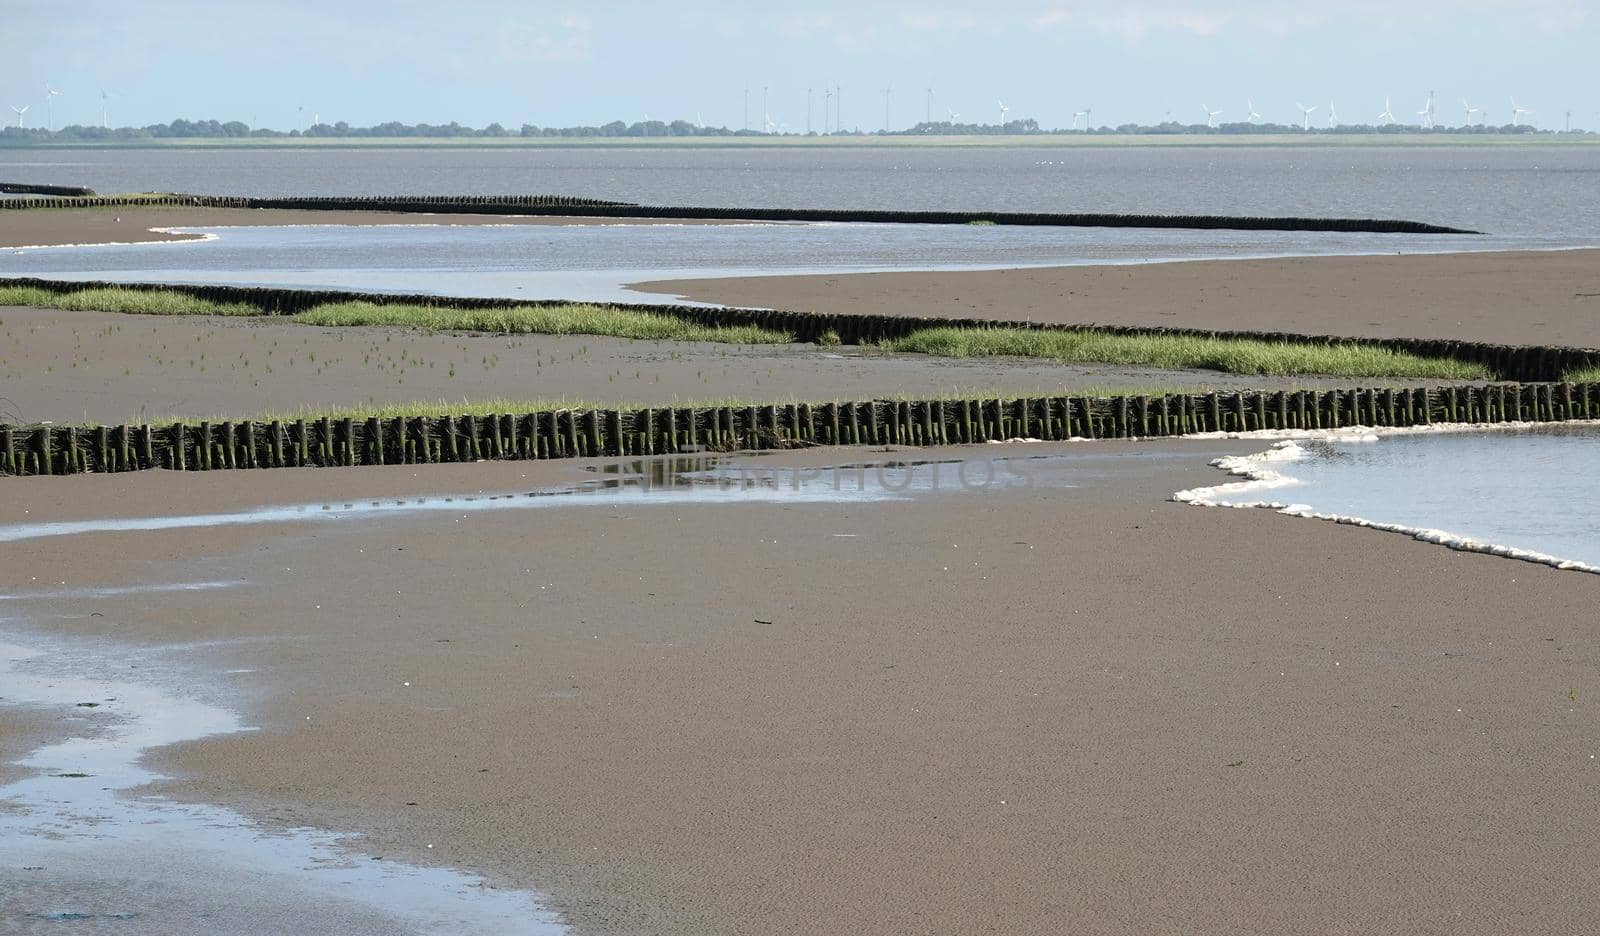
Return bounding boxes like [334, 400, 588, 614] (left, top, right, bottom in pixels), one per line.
[0, 632, 565, 934]
[2, 219, 1583, 304]
[1183, 424, 1600, 570]
[4, 144, 1599, 237]
[0, 450, 1085, 543]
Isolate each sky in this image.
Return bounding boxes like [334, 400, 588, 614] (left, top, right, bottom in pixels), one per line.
[4, 1, 1598, 132]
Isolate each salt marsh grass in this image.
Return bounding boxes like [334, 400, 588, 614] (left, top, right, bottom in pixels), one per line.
[290, 301, 791, 344]
[3, 284, 1495, 379]
[889, 326, 1491, 380]
[0, 285, 258, 316]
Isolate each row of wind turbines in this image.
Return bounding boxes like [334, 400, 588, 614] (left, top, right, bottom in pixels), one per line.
[754, 83, 1548, 134]
[9, 82, 119, 131]
[1205, 94, 1537, 130]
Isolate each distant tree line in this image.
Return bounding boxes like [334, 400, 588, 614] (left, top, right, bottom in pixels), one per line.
[892, 120, 1561, 136]
[0, 118, 755, 144]
[0, 116, 1579, 145]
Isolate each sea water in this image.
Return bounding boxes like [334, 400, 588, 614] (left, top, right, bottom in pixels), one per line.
[4, 144, 1599, 238]
[0, 219, 1582, 304]
[1177, 424, 1600, 572]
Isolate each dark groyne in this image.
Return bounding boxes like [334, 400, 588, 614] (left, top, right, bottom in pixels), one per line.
[3, 277, 1593, 382]
[2, 383, 1593, 477]
[0, 190, 1478, 234]
[0, 182, 98, 197]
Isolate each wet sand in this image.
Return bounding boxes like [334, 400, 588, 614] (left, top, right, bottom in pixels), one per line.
[636, 249, 1600, 347]
[0, 306, 1374, 426]
[0, 709, 67, 788]
[6, 207, 1599, 934]
[3, 448, 1598, 935]
[0, 206, 734, 249]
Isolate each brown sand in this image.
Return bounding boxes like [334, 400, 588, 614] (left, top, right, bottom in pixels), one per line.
[0, 709, 71, 789]
[0, 206, 736, 249]
[2, 449, 1597, 935]
[636, 250, 1600, 347]
[0, 306, 1372, 426]
[4, 210, 1598, 933]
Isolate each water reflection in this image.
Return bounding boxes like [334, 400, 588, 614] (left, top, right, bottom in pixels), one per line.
[0, 450, 1081, 544]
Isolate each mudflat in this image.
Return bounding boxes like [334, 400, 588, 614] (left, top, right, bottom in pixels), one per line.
[2, 447, 1597, 935]
[0, 306, 1376, 426]
[0, 206, 735, 249]
[636, 249, 1600, 347]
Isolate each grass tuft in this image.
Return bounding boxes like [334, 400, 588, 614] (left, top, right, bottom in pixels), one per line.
[290, 301, 791, 344]
[0, 285, 259, 316]
[888, 326, 1490, 380]
[1563, 365, 1600, 384]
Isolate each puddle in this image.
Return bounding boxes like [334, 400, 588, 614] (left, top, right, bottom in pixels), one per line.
[0, 451, 1078, 544]
[0, 580, 245, 601]
[0, 635, 565, 934]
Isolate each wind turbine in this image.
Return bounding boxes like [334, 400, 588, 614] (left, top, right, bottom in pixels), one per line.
[43, 83, 63, 132]
[806, 87, 813, 134]
[1071, 108, 1088, 130]
[1462, 99, 1480, 127]
[997, 100, 1010, 126]
[1418, 91, 1436, 130]
[99, 87, 115, 129]
[762, 85, 769, 134]
[882, 83, 892, 132]
[822, 86, 833, 133]
[1296, 102, 1318, 131]
[1202, 104, 1222, 128]
[1378, 97, 1395, 125]
[946, 107, 961, 123]
[1327, 101, 1338, 128]
[10, 104, 28, 128]
[1246, 99, 1261, 124]
[925, 85, 934, 124]
[1511, 96, 1532, 126]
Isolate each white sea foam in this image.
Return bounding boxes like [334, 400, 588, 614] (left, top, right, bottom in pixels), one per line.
[1173, 421, 1600, 575]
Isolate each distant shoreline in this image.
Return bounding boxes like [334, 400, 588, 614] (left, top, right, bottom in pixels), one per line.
[3, 133, 1598, 151]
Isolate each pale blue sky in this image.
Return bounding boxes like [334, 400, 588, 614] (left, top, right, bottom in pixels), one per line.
[5, 1, 1597, 131]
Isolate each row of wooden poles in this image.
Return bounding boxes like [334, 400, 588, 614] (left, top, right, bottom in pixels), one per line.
[8, 276, 1598, 382]
[4, 383, 1594, 477]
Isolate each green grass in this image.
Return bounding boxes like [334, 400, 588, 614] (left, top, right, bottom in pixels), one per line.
[888, 326, 1491, 380]
[1564, 365, 1600, 383]
[0, 285, 258, 316]
[290, 301, 791, 344]
[1, 286, 790, 344]
[4, 284, 1493, 379]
